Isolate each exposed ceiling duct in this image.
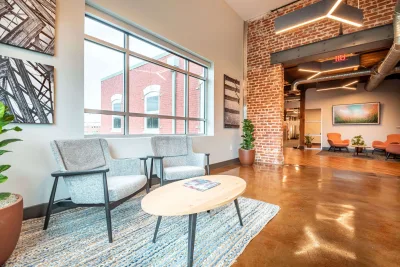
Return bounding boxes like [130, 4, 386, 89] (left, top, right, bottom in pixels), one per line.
[291, 67, 400, 91]
[364, 0, 400, 91]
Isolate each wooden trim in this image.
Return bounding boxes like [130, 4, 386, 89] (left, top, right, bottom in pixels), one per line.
[210, 157, 240, 169]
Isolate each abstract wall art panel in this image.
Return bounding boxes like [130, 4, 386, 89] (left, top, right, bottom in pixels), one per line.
[332, 102, 380, 125]
[224, 74, 240, 128]
[0, 55, 54, 124]
[0, 0, 56, 55]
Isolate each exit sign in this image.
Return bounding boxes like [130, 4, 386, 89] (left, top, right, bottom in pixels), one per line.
[335, 55, 347, 62]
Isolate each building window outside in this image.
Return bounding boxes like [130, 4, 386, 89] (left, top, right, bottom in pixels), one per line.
[84, 16, 208, 136]
[144, 86, 160, 133]
[111, 94, 122, 132]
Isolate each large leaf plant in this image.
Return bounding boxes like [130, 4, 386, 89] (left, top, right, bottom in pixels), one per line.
[0, 102, 22, 201]
[240, 119, 255, 150]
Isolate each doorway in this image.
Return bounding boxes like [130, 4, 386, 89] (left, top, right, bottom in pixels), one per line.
[304, 108, 322, 150]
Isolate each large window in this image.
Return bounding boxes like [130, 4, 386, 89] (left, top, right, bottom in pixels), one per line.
[84, 16, 207, 136]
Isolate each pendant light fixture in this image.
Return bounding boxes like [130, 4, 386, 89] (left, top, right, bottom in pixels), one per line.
[275, 0, 363, 34]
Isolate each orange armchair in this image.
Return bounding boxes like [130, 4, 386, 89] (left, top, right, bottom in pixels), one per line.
[327, 133, 350, 152]
[386, 143, 400, 160]
[372, 134, 400, 154]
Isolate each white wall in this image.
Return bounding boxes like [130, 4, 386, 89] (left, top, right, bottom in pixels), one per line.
[306, 80, 400, 148]
[1, 0, 244, 208]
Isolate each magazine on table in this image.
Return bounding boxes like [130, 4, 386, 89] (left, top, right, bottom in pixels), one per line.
[183, 179, 221, 191]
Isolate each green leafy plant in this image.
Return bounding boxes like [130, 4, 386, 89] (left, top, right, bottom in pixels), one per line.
[0, 102, 22, 201]
[351, 135, 365, 146]
[304, 134, 314, 145]
[240, 119, 255, 150]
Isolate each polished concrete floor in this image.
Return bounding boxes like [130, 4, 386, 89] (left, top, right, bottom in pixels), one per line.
[212, 148, 400, 267]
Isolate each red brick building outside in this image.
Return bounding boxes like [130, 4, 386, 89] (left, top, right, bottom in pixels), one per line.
[246, 0, 397, 164]
[99, 53, 205, 135]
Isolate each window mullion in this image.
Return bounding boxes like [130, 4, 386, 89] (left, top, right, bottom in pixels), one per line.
[184, 61, 189, 134]
[124, 33, 129, 135]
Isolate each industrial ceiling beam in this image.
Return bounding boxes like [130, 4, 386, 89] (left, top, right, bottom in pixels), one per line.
[271, 24, 394, 67]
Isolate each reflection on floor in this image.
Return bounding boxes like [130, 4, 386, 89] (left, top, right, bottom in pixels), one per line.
[212, 149, 400, 266]
[283, 139, 299, 148]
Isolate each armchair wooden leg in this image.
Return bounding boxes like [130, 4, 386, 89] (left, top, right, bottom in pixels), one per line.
[345, 147, 349, 153]
[149, 159, 154, 188]
[103, 173, 113, 243]
[43, 176, 59, 230]
[143, 159, 149, 193]
[386, 153, 391, 161]
[205, 153, 210, 175]
[160, 159, 164, 186]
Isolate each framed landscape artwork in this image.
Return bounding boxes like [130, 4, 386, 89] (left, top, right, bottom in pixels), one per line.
[0, 55, 54, 124]
[223, 74, 240, 128]
[0, 0, 56, 55]
[332, 102, 380, 125]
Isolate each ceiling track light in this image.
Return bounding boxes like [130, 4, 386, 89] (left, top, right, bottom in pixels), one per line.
[274, 0, 363, 34]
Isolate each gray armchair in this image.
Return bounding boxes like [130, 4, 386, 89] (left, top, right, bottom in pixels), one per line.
[149, 136, 210, 186]
[44, 138, 148, 243]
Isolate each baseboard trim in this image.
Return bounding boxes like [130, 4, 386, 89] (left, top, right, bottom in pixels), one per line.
[210, 158, 240, 170]
[23, 203, 71, 221]
[23, 158, 240, 221]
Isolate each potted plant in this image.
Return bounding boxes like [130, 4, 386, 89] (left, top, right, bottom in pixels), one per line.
[351, 135, 365, 153]
[304, 134, 314, 148]
[239, 119, 255, 166]
[0, 102, 22, 265]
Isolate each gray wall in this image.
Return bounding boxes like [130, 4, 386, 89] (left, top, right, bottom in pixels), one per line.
[1, 0, 244, 208]
[306, 80, 400, 148]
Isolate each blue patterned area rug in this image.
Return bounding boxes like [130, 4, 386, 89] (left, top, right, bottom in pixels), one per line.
[6, 194, 279, 267]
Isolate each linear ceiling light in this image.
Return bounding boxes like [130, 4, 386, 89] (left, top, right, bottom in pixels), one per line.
[299, 55, 360, 80]
[302, 65, 360, 80]
[275, 0, 363, 34]
[316, 80, 358, 91]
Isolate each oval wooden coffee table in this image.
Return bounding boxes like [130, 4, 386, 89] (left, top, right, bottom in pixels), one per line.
[141, 175, 246, 267]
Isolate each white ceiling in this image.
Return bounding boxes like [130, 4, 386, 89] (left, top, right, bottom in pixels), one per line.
[224, 0, 295, 21]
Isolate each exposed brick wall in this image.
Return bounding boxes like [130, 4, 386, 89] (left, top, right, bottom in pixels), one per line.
[246, 0, 396, 164]
[99, 55, 203, 135]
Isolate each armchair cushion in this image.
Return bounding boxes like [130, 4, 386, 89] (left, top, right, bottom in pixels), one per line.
[164, 166, 205, 181]
[64, 174, 147, 204]
[108, 175, 147, 202]
[53, 139, 106, 171]
[151, 136, 188, 157]
[110, 158, 141, 177]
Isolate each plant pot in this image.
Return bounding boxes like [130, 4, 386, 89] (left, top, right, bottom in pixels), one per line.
[355, 147, 363, 153]
[306, 143, 312, 148]
[0, 194, 23, 265]
[239, 148, 255, 166]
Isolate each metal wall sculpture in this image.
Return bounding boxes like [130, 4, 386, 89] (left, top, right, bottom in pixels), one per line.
[224, 74, 240, 128]
[0, 55, 54, 124]
[0, 0, 56, 55]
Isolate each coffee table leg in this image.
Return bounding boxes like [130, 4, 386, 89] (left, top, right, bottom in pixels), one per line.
[234, 199, 244, 226]
[153, 216, 162, 243]
[188, 213, 197, 267]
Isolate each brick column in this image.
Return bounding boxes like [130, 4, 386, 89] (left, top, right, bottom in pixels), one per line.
[247, 64, 284, 164]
